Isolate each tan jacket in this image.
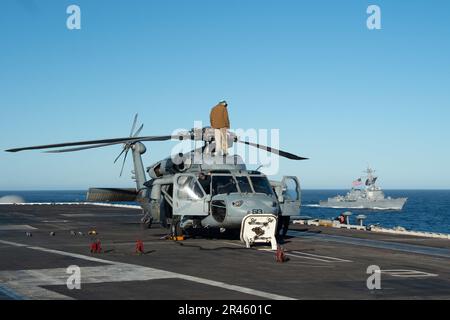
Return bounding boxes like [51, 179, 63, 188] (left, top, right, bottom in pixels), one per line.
[210, 104, 230, 129]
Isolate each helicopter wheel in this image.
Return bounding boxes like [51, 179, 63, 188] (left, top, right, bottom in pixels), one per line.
[170, 216, 183, 237]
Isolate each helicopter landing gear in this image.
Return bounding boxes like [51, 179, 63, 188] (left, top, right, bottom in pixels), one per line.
[170, 216, 183, 237]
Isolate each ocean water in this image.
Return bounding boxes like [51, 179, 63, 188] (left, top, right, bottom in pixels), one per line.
[1, 190, 449, 234]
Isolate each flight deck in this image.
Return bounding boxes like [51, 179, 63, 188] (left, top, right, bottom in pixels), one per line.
[1, 204, 449, 300]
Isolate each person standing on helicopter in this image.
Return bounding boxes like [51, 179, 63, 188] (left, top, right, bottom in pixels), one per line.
[210, 100, 230, 156]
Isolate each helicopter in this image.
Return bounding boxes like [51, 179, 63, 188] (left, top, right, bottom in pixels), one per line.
[5, 114, 308, 237]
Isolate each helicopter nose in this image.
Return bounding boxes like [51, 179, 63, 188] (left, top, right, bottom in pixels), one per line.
[231, 195, 278, 214]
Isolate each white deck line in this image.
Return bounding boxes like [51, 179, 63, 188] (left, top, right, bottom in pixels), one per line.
[0, 240, 296, 300]
[223, 241, 352, 263]
[0, 225, 38, 231]
[291, 251, 352, 263]
[283, 252, 334, 263]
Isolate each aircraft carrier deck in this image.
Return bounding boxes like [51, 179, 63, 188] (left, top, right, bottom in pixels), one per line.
[1, 204, 450, 300]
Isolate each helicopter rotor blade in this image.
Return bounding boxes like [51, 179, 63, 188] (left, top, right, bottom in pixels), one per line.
[119, 148, 130, 177]
[237, 140, 308, 160]
[44, 142, 122, 153]
[140, 135, 174, 142]
[115, 114, 144, 175]
[130, 114, 138, 137]
[133, 124, 144, 138]
[5, 135, 173, 153]
[114, 146, 128, 164]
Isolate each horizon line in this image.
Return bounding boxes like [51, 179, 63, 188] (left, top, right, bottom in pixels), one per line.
[2, 188, 450, 192]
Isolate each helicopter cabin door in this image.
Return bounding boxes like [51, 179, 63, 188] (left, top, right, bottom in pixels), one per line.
[173, 174, 209, 216]
[280, 176, 301, 216]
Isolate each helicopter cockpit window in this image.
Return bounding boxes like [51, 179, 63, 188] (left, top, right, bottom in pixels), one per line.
[212, 175, 238, 195]
[250, 176, 274, 196]
[177, 176, 204, 200]
[236, 176, 253, 193]
[198, 174, 211, 195]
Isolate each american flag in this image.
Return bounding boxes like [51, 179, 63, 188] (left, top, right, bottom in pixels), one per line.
[352, 178, 362, 187]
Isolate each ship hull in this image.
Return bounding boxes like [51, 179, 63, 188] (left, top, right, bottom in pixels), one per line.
[318, 198, 408, 210]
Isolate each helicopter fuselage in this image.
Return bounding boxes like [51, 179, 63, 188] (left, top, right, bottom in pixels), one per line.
[142, 153, 301, 233]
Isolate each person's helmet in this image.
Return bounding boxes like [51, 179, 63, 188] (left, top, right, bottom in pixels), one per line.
[219, 100, 228, 106]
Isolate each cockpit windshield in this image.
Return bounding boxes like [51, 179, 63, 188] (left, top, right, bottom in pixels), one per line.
[250, 176, 274, 196]
[212, 175, 238, 195]
[235, 176, 253, 193]
[209, 174, 274, 196]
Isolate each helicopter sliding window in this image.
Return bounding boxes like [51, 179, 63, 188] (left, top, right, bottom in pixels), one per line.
[283, 178, 299, 201]
[235, 176, 253, 193]
[250, 176, 274, 196]
[211, 175, 238, 195]
[176, 176, 205, 200]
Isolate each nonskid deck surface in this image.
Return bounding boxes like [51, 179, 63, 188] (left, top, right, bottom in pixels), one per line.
[0, 204, 449, 300]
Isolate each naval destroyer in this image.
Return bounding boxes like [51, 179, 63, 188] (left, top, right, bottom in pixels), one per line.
[319, 168, 407, 210]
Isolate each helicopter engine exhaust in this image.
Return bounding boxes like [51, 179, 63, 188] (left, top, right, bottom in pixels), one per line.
[147, 154, 191, 179]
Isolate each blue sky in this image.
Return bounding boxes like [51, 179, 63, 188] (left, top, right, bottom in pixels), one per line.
[1, 0, 449, 190]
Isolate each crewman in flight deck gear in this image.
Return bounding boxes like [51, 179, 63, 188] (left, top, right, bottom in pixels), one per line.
[210, 100, 230, 156]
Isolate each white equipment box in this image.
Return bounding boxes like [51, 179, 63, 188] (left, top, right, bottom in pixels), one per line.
[240, 214, 278, 251]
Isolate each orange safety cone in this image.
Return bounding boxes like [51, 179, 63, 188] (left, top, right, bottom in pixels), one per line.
[135, 240, 144, 255]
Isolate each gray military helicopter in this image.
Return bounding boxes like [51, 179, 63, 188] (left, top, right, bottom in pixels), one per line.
[5, 115, 308, 237]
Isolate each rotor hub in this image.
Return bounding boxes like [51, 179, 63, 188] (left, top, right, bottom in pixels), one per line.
[132, 142, 147, 155]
